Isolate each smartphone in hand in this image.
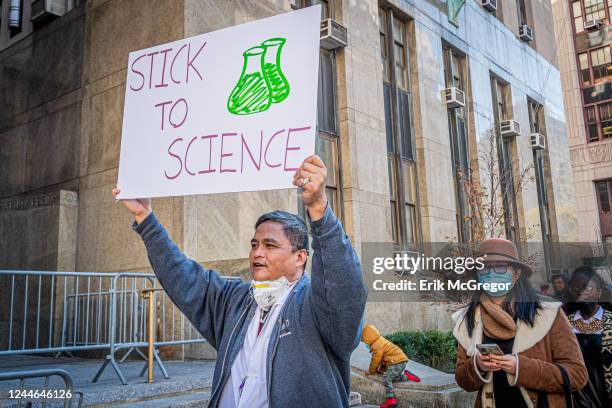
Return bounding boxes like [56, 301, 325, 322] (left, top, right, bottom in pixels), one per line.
[476, 343, 504, 356]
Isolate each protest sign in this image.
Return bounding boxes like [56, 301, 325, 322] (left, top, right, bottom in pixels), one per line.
[116, 5, 321, 199]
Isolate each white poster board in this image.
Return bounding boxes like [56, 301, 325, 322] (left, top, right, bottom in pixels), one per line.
[116, 6, 321, 199]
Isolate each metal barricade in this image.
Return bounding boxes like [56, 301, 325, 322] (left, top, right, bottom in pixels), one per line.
[0, 271, 119, 356]
[0, 368, 83, 407]
[0, 270, 216, 385]
[91, 272, 163, 385]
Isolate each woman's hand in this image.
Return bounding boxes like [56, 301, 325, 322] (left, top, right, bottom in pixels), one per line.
[489, 354, 517, 374]
[475, 352, 501, 372]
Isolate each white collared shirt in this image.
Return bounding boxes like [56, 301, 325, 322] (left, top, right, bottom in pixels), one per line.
[218, 284, 295, 408]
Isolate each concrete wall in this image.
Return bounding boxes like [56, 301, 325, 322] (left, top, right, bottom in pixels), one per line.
[75, 0, 186, 274]
[0, 190, 77, 350]
[530, 0, 558, 67]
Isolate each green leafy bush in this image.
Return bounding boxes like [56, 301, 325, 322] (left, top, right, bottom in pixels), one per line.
[384, 330, 457, 373]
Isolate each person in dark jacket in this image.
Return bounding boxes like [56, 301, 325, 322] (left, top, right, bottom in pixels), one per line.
[566, 266, 612, 407]
[113, 154, 368, 408]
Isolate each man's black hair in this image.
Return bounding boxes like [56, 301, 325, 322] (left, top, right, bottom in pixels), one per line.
[255, 210, 309, 253]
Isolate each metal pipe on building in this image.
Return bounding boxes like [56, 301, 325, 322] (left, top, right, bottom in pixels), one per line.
[9, 0, 21, 29]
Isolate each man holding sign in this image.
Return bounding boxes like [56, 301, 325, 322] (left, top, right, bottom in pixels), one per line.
[113, 154, 367, 408]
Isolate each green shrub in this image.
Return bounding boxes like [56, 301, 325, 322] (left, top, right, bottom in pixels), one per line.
[384, 330, 457, 373]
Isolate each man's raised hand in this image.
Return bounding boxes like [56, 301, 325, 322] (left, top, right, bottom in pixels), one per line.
[112, 188, 152, 224]
[292, 154, 328, 221]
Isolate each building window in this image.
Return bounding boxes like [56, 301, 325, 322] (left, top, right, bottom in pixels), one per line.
[586, 101, 612, 141]
[580, 46, 612, 142]
[585, 0, 606, 23]
[600, 102, 612, 135]
[591, 46, 612, 82]
[314, 0, 331, 19]
[517, 0, 528, 26]
[380, 6, 419, 247]
[491, 76, 519, 242]
[587, 105, 600, 141]
[292, 0, 342, 220]
[392, 16, 408, 91]
[290, 0, 331, 18]
[571, 3, 612, 142]
[443, 45, 471, 243]
[318, 49, 336, 135]
[316, 134, 339, 215]
[595, 179, 612, 238]
[528, 99, 553, 276]
[578, 47, 612, 86]
[573, 1, 585, 33]
[380, 10, 389, 83]
[316, 48, 341, 218]
[597, 180, 612, 214]
[579, 52, 591, 85]
[572, 0, 612, 33]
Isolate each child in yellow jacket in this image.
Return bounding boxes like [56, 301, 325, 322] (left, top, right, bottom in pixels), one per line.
[361, 324, 420, 408]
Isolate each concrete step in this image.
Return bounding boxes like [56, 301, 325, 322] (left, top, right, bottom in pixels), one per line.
[350, 343, 476, 408]
[80, 370, 213, 408]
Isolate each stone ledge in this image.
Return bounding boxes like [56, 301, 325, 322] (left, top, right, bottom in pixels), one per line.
[350, 343, 476, 407]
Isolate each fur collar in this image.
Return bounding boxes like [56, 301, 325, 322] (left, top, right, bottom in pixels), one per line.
[452, 301, 561, 355]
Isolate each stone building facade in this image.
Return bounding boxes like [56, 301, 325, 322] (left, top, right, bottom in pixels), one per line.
[0, 0, 575, 347]
[551, 0, 612, 243]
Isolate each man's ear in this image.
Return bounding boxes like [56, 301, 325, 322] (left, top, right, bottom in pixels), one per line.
[296, 249, 308, 267]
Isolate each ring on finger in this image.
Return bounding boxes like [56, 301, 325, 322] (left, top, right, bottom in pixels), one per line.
[303, 172, 313, 185]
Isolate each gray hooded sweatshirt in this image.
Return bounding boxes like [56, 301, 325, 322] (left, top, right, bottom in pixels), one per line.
[133, 206, 367, 407]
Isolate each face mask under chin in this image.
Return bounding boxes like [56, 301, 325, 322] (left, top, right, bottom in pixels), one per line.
[251, 276, 291, 311]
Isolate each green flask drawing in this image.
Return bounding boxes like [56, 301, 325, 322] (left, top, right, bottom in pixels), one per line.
[261, 38, 290, 104]
[227, 46, 272, 115]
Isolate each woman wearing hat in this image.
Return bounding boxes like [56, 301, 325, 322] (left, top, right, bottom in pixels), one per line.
[453, 238, 587, 408]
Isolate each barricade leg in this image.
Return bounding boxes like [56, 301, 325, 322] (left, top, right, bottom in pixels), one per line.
[92, 354, 127, 385]
[138, 348, 169, 380]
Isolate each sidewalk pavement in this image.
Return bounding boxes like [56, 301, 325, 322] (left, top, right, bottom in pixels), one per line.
[0, 355, 375, 407]
[0, 355, 214, 407]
